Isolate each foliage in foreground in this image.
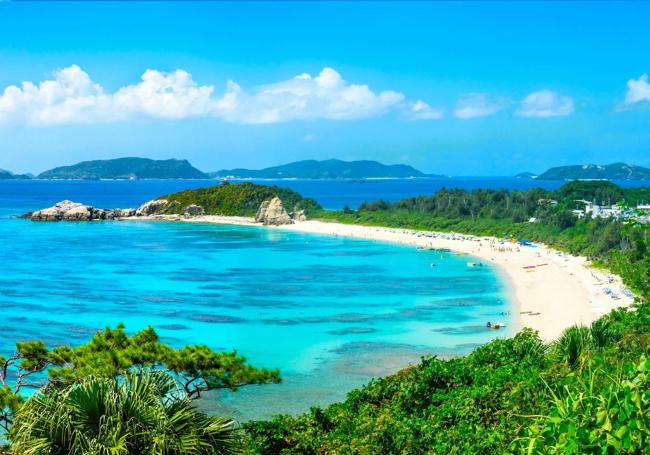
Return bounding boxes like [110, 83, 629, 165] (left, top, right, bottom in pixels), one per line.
[243, 304, 650, 454]
[10, 370, 237, 455]
[0, 324, 280, 433]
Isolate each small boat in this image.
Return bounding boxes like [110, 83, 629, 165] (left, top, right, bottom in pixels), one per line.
[430, 263, 437, 267]
[486, 321, 506, 329]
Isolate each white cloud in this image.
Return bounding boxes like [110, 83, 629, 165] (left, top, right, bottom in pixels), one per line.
[624, 73, 650, 106]
[112, 69, 215, 120]
[515, 90, 574, 118]
[0, 65, 407, 126]
[453, 93, 503, 119]
[405, 100, 444, 120]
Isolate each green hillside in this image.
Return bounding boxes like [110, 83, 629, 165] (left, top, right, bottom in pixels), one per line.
[38, 157, 208, 180]
[154, 182, 321, 216]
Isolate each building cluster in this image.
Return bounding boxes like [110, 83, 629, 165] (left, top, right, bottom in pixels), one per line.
[572, 200, 650, 223]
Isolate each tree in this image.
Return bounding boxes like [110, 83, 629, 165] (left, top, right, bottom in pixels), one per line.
[0, 324, 280, 432]
[9, 370, 239, 454]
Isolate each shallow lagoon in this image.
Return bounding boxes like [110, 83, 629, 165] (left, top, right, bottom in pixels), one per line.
[0, 181, 514, 419]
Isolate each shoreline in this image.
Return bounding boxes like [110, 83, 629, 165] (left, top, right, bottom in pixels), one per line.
[277, 220, 635, 341]
[125, 214, 636, 341]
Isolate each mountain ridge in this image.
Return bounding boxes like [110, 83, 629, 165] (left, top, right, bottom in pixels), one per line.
[0, 169, 32, 179]
[210, 159, 429, 179]
[536, 162, 650, 180]
[37, 157, 208, 180]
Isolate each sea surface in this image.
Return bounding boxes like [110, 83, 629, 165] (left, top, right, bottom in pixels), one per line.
[0, 177, 645, 420]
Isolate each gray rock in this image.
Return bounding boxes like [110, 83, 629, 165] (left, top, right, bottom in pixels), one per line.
[114, 208, 137, 218]
[292, 208, 307, 222]
[63, 205, 108, 221]
[29, 200, 111, 221]
[184, 204, 204, 216]
[136, 199, 168, 216]
[255, 197, 293, 225]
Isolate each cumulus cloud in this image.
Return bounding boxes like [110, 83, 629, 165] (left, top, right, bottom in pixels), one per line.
[405, 100, 444, 120]
[215, 67, 405, 123]
[0, 65, 407, 126]
[515, 90, 574, 118]
[453, 93, 503, 119]
[623, 73, 650, 106]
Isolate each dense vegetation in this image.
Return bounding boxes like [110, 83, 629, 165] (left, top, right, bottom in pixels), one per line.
[37, 157, 208, 180]
[1, 325, 279, 453]
[317, 181, 650, 298]
[10, 371, 238, 454]
[156, 182, 321, 217]
[243, 307, 649, 453]
[210, 159, 428, 179]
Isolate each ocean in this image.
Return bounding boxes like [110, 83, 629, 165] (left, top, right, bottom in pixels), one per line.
[0, 177, 644, 420]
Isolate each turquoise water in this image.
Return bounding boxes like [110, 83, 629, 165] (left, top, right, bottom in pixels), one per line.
[0, 181, 514, 420]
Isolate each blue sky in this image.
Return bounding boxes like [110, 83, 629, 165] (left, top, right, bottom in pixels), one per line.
[1, 2, 649, 175]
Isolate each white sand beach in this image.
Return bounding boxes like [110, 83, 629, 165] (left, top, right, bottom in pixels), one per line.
[137, 215, 637, 341]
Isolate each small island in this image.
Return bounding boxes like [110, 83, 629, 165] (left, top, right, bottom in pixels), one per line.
[24, 182, 321, 225]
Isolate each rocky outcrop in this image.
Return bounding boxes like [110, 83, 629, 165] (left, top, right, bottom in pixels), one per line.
[29, 200, 116, 221]
[292, 208, 307, 222]
[26, 196, 308, 224]
[255, 197, 293, 225]
[184, 204, 204, 216]
[114, 208, 137, 218]
[136, 199, 168, 216]
[64, 204, 114, 221]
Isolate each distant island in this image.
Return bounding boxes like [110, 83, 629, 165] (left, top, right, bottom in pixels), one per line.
[210, 159, 429, 179]
[37, 157, 208, 180]
[0, 169, 31, 179]
[535, 162, 650, 181]
[514, 171, 538, 179]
